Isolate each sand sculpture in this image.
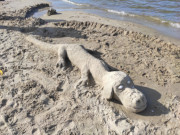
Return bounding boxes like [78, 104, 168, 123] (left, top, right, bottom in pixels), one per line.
[26, 35, 147, 113]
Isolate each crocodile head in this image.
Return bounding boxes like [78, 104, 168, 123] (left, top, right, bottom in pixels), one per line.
[102, 71, 147, 113]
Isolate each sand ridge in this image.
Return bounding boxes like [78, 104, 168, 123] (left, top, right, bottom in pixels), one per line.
[0, 1, 180, 134]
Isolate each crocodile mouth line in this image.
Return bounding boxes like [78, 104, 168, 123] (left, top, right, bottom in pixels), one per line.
[133, 104, 147, 110]
[126, 104, 147, 112]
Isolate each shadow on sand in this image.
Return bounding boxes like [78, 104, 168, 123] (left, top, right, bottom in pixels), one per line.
[0, 22, 87, 39]
[136, 85, 169, 116]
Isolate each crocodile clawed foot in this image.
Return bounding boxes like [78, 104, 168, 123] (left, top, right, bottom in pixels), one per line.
[75, 78, 89, 89]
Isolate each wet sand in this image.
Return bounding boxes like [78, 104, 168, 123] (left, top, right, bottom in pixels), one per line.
[0, 0, 180, 134]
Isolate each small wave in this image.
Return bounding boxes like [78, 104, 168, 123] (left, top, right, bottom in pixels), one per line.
[169, 22, 180, 29]
[62, 0, 83, 6]
[107, 9, 135, 17]
[161, 20, 180, 28]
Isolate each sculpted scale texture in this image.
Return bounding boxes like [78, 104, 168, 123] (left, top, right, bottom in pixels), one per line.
[26, 35, 147, 113]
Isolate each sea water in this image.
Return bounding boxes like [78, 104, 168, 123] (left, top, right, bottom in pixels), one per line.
[36, 0, 180, 39]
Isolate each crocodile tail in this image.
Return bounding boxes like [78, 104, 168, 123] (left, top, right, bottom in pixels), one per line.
[26, 35, 59, 53]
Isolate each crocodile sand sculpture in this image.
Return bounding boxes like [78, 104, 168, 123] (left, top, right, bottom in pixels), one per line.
[26, 35, 147, 113]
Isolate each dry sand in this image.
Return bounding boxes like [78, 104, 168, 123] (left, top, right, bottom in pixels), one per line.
[0, 0, 180, 134]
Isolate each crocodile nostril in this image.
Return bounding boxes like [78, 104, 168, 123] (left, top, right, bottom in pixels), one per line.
[137, 100, 141, 104]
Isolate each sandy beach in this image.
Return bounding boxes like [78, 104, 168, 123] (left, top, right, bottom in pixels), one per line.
[0, 0, 180, 134]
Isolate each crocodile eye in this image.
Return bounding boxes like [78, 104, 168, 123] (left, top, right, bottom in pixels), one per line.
[118, 85, 124, 90]
[127, 80, 131, 84]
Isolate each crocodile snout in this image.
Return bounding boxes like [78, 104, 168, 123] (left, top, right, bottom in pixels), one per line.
[116, 88, 147, 113]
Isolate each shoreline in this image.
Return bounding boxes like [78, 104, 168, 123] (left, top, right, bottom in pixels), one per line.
[39, 10, 180, 46]
[44, 0, 180, 41]
[0, 0, 180, 134]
